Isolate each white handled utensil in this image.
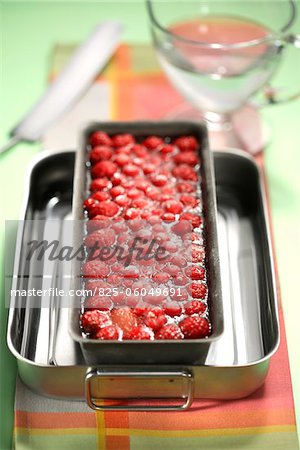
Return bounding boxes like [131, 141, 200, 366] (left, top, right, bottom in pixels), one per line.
[0, 21, 123, 155]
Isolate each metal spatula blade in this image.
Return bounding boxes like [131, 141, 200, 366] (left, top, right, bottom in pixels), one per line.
[0, 21, 123, 156]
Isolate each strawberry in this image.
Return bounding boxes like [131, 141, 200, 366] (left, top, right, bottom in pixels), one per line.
[143, 136, 164, 150]
[190, 282, 207, 299]
[163, 200, 183, 214]
[94, 325, 120, 340]
[155, 324, 184, 340]
[90, 178, 111, 192]
[174, 152, 198, 166]
[85, 296, 113, 311]
[91, 161, 118, 178]
[123, 164, 140, 177]
[174, 136, 198, 152]
[89, 131, 112, 147]
[85, 228, 115, 247]
[96, 201, 119, 217]
[111, 307, 138, 338]
[179, 316, 210, 338]
[81, 310, 112, 334]
[184, 300, 206, 315]
[82, 260, 110, 278]
[89, 145, 113, 164]
[127, 326, 153, 340]
[112, 133, 135, 147]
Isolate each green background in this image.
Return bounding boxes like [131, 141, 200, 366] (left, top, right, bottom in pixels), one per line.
[0, 1, 300, 449]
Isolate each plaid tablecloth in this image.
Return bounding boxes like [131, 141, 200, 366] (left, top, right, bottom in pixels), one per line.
[14, 43, 299, 450]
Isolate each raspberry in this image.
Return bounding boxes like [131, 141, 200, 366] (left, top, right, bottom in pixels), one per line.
[115, 145, 131, 155]
[151, 174, 168, 187]
[143, 163, 156, 174]
[192, 245, 205, 263]
[186, 266, 205, 281]
[176, 182, 194, 193]
[155, 324, 184, 340]
[82, 260, 110, 278]
[124, 208, 139, 220]
[111, 307, 138, 338]
[89, 131, 112, 147]
[110, 186, 125, 198]
[127, 326, 153, 340]
[174, 136, 198, 152]
[85, 296, 113, 311]
[92, 191, 110, 202]
[174, 152, 198, 166]
[143, 136, 164, 150]
[122, 266, 140, 279]
[180, 213, 202, 228]
[171, 221, 193, 236]
[160, 144, 174, 154]
[91, 161, 118, 178]
[115, 194, 130, 207]
[179, 316, 210, 338]
[90, 178, 111, 192]
[163, 200, 183, 214]
[190, 282, 207, 299]
[123, 164, 140, 177]
[111, 173, 126, 186]
[184, 300, 206, 315]
[180, 195, 199, 208]
[89, 145, 113, 164]
[172, 164, 197, 181]
[114, 153, 130, 167]
[152, 272, 171, 284]
[112, 133, 135, 147]
[162, 212, 175, 222]
[131, 198, 149, 209]
[135, 179, 150, 191]
[127, 188, 141, 199]
[85, 228, 115, 247]
[170, 288, 188, 302]
[146, 186, 160, 200]
[94, 325, 120, 340]
[87, 216, 110, 232]
[143, 308, 167, 331]
[173, 273, 189, 286]
[164, 264, 180, 276]
[132, 144, 148, 157]
[163, 302, 182, 317]
[83, 197, 97, 211]
[97, 201, 119, 217]
[81, 310, 112, 334]
[85, 280, 110, 291]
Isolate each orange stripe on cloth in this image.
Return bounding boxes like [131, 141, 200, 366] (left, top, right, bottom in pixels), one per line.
[15, 411, 96, 429]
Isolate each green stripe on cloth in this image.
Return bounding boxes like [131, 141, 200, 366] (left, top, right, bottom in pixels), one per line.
[15, 433, 97, 450]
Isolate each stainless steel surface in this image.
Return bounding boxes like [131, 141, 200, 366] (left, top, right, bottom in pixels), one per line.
[85, 369, 194, 411]
[70, 121, 223, 365]
[7, 148, 279, 405]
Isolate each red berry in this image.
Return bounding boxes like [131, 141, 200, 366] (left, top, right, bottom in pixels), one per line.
[91, 161, 118, 178]
[143, 136, 164, 150]
[92, 191, 110, 202]
[180, 213, 202, 228]
[114, 153, 130, 167]
[143, 308, 167, 331]
[146, 186, 160, 200]
[83, 197, 97, 211]
[131, 198, 149, 208]
[163, 302, 183, 317]
[190, 282, 207, 299]
[179, 316, 210, 338]
[124, 208, 139, 220]
[112, 133, 135, 147]
[127, 326, 153, 340]
[163, 200, 183, 214]
[127, 188, 141, 199]
[152, 272, 171, 284]
[87, 216, 110, 232]
[89, 131, 112, 147]
[186, 266, 205, 281]
[115, 194, 130, 207]
[89, 145, 113, 164]
[132, 144, 148, 157]
[81, 310, 111, 334]
[97, 201, 119, 217]
[155, 324, 184, 340]
[171, 221, 193, 236]
[85, 228, 115, 247]
[176, 182, 194, 193]
[192, 245, 205, 263]
[180, 195, 199, 208]
[82, 260, 110, 278]
[143, 163, 156, 174]
[85, 296, 113, 311]
[135, 179, 150, 191]
[111, 307, 138, 338]
[162, 212, 175, 222]
[110, 185, 125, 198]
[174, 136, 198, 152]
[94, 325, 120, 340]
[160, 144, 174, 154]
[90, 178, 111, 192]
[111, 173, 126, 186]
[123, 164, 140, 177]
[184, 300, 206, 315]
[151, 174, 168, 187]
[174, 152, 198, 166]
[172, 164, 197, 181]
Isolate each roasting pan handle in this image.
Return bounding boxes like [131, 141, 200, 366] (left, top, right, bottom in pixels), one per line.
[85, 368, 194, 411]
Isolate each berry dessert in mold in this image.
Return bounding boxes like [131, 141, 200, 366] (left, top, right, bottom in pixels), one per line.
[80, 130, 211, 341]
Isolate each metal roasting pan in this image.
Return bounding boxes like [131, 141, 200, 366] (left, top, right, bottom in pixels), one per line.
[7, 148, 279, 411]
[70, 121, 223, 366]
